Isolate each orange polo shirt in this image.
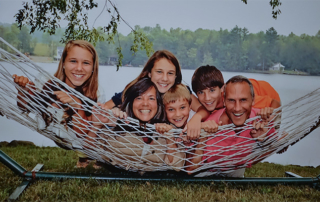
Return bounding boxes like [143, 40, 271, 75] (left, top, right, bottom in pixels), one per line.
[249, 78, 280, 109]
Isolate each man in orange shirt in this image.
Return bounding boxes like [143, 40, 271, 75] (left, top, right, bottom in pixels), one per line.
[186, 65, 281, 140]
[191, 65, 281, 113]
[249, 79, 281, 109]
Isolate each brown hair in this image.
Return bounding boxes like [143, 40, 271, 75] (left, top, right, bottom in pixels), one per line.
[224, 75, 255, 99]
[54, 40, 99, 101]
[122, 50, 182, 101]
[121, 77, 166, 123]
[191, 65, 224, 94]
[162, 84, 191, 105]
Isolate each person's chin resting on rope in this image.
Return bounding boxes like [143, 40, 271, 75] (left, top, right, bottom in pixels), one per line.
[12, 40, 103, 169]
[185, 76, 276, 177]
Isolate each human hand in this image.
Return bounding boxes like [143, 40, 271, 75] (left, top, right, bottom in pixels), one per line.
[155, 123, 173, 135]
[250, 120, 268, 141]
[201, 120, 222, 134]
[105, 107, 127, 126]
[111, 107, 127, 119]
[181, 114, 201, 140]
[12, 74, 35, 94]
[257, 107, 274, 121]
[53, 91, 81, 108]
[91, 103, 111, 127]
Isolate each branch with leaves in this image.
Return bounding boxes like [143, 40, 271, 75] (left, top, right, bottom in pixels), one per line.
[241, 0, 282, 19]
[15, 0, 154, 69]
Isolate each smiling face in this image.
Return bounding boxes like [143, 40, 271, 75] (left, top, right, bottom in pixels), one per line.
[224, 82, 254, 127]
[63, 46, 94, 88]
[197, 86, 223, 112]
[132, 86, 158, 122]
[148, 58, 176, 93]
[165, 98, 190, 128]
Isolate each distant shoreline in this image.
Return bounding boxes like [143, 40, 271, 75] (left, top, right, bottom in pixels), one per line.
[28, 56, 315, 76]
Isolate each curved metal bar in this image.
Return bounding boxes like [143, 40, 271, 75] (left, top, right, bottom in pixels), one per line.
[1, 149, 320, 186]
[0, 150, 27, 176]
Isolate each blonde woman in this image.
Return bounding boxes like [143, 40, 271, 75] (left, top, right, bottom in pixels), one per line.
[13, 40, 105, 168]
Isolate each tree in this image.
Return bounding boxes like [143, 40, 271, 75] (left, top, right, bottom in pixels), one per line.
[18, 26, 33, 54]
[260, 27, 279, 69]
[15, 0, 282, 69]
[202, 52, 214, 66]
[4, 24, 20, 52]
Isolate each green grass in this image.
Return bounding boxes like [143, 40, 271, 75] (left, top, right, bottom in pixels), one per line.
[1, 145, 320, 201]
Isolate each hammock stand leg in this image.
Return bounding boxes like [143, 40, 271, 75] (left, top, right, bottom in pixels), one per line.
[8, 164, 43, 201]
[1, 149, 320, 200]
[285, 171, 320, 190]
[285, 171, 303, 178]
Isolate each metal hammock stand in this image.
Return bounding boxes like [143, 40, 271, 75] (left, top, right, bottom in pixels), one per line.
[1, 149, 320, 200]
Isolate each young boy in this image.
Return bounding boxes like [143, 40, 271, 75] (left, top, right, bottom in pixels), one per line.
[155, 84, 219, 172]
[155, 84, 219, 134]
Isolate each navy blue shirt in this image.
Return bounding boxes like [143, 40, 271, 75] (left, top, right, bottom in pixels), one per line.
[111, 92, 123, 107]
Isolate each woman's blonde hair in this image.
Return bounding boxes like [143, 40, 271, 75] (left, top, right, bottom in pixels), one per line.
[54, 40, 99, 101]
[122, 50, 182, 101]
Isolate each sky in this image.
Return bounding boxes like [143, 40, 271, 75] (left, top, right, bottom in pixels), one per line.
[0, 0, 319, 36]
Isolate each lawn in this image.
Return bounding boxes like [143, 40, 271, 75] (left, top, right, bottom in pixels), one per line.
[1, 145, 319, 201]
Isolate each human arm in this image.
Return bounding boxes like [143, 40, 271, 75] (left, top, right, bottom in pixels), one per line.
[270, 99, 281, 108]
[201, 119, 222, 134]
[53, 91, 88, 134]
[88, 105, 127, 134]
[155, 123, 177, 163]
[103, 99, 116, 109]
[184, 137, 207, 174]
[84, 105, 127, 148]
[182, 105, 211, 140]
[102, 92, 123, 109]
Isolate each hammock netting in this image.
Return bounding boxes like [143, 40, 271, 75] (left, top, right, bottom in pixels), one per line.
[1, 37, 319, 177]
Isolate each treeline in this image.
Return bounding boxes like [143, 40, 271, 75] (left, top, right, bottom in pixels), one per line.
[1, 23, 320, 75]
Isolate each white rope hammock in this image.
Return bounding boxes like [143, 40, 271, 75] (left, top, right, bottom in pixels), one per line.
[1, 37, 319, 177]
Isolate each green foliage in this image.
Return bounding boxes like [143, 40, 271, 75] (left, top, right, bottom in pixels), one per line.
[1, 22, 319, 75]
[0, 23, 34, 54]
[14, 0, 154, 68]
[1, 146, 320, 201]
[241, 0, 282, 19]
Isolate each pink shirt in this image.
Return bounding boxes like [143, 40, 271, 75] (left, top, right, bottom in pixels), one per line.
[203, 108, 262, 168]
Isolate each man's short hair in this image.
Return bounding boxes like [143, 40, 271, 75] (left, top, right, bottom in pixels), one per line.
[224, 75, 255, 99]
[191, 65, 224, 93]
[163, 84, 191, 105]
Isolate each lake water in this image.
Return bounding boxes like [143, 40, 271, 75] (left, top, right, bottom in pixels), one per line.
[1, 63, 320, 167]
